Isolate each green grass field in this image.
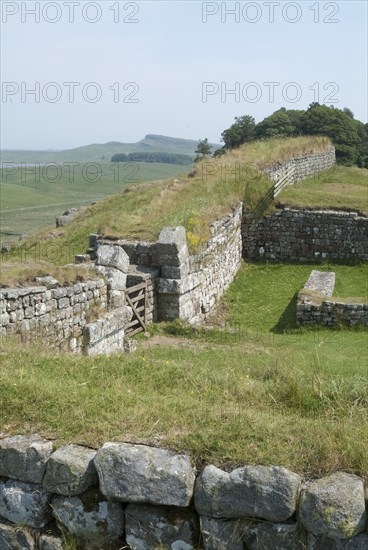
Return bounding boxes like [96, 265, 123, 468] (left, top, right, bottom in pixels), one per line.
[0, 162, 190, 244]
[1, 262, 367, 476]
[279, 165, 368, 213]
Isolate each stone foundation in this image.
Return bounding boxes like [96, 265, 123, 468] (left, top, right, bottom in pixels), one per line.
[297, 270, 368, 327]
[0, 435, 367, 550]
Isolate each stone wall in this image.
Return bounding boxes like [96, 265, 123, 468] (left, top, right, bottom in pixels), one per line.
[94, 202, 243, 325]
[0, 244, 135, 355]
[296, 270, 368, 327]
[242, 207, 368, 262]
[157, 202, 243, 324]
[0, 278, 108, 354]
[0, 435, 367, 550]
[263, 147, 336, 183]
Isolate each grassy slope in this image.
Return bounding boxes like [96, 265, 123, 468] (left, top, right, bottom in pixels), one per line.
[279, 165, 368, 213]
[0, 162, 190, 244]
[2, 136, 335, 270]
[1, 262, 367, 476]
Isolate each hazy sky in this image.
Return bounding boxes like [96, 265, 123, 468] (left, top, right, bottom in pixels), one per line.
[1, 0, 367, 149]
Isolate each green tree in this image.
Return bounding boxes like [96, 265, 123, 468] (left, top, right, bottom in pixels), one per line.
[301, 104, 361, 165]
[195, 138, 212, 158]
[255, 110, 294, 139]
[221, 115, 256, 149]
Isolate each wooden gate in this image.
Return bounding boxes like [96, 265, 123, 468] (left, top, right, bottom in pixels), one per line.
[126, 281, 147, 336]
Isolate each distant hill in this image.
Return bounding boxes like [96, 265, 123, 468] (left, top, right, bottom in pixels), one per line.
[0, 135, 222, 164]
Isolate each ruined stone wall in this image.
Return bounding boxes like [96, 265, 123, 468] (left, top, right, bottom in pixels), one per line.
[297, 297, 368, 327]
[0, 243, 133, 355]
[0, 435, 367, 550]
[296, 270, 368, 327]
[157, 202, 243, 324]
[263, 147, 336, 183]
[242, 208, 368, 262]
[0, 278, 108, 353]
[95, 202, 243, 325]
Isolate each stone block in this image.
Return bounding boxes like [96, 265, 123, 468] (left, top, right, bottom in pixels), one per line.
[43, 444, 98, 496]
[194, 464, 301, 522]
[158, 226, 187, 247]
[299, 472, 367, 539]
[0, 433, 53, 483]
[200, 516, 246, 550]
[0, 479, 51, 528]
[125, 503, 199, 550]
[95, 442, 195, 507]
[0, 520, 35, 550]
[304, 270, 335, 297]
[244, 522, 306, 549]
[52, 490, 124, 543]
[39, 534, 64, 550]
[96, 245, 129, 273]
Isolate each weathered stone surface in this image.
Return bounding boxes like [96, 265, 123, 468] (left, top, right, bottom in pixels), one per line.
[56, 208, 83, 228]
[194, 464, 301, 521]
[39, 534, 64, 550]
[308, 533, 368, 550]
[304, 270, 335, 296]
[0, 433, 53, 483]
[82, 306, 132, 356]
[0, 479, 51, 528]
[95, 443, 195, 506]
[299, 472, 367, 539]
[159, 226, 187, 247]
[35, 276, 60, 289]
[97, 266, 127, 291]
[244, 522, 306, 549]
[0, 521, 35, 550]
[125, 503, 199, 550]
[96, 244, 129, 273]
[52, 490, 124, 541]
[200, 516, 246, 550]
[83, 307, 131, 344]
[43, 444, 98, 496]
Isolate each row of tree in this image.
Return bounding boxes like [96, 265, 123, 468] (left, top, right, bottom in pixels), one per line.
[201, 104, 367, 167]
[111, 152, 194, 165]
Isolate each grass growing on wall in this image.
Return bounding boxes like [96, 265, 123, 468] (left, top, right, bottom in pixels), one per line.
[1, 262, 367, 477]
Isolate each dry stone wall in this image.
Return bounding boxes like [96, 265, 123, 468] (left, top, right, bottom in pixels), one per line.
[0, 435, 367, 550]
[0, 278, 108, 353]
[263, 147, 336, 183]
[242, 208, 368, 262]
[297, 270, 368, 327]
[93, 202, 243, 325]
[0, 245, 133, 355]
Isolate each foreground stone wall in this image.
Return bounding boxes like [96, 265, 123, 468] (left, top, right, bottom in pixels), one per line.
[0, 278, 108, 353]
[242, 208, 368, 262]
[0, 435, 367, 550]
